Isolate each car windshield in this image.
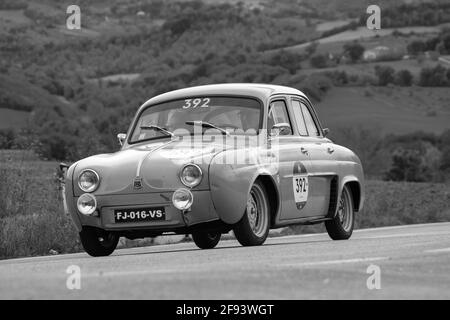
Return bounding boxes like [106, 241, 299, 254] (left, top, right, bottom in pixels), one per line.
[129, 96, 262, 143]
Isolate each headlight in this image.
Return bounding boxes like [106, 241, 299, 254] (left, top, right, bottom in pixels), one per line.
[180, 164, 202, 188]
[172, 188, 193, 210]
[77, 193, 97, 216]
[78, 169, 100, 192]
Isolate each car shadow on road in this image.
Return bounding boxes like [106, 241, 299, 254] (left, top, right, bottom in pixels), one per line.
[113, 238, 331, 257]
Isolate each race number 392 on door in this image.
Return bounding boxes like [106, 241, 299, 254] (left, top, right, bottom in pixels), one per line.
[293, 162, 309, 210]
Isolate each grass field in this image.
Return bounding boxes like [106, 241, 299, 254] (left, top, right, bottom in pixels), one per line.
[302, 58, 445, 77]
[315, 86, 450, 135]
[0, 149, 449, 260]
[281, 24, 447, 54]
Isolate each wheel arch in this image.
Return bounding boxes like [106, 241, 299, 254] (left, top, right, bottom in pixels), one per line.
[343, 180, 362, 213]
[254, 174, 280, 228]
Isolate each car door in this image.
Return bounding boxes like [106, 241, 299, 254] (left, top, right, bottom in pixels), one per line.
[267, 97, 314, 221]
[290, 98, 334, 219]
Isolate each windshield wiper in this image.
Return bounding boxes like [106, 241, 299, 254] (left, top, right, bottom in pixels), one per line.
[140, 125, 175, 138]
[185, 121, 230, 136]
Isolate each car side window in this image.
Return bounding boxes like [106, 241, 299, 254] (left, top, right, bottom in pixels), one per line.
[268, 100, 292, 135]
[300, 102, 320, 137]
[291, 100, 308, 136]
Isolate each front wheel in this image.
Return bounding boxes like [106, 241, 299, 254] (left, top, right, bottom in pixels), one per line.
[325, 185, 355, 240]
[233, 180, 270, 246]
[79, 226, 119, 257]
[192, 231, 221, 249]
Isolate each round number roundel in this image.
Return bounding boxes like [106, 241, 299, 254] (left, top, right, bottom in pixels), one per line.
[293, 162, 309, 210]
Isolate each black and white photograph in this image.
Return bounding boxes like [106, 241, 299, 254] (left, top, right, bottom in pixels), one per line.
[0, 0, 449, 306]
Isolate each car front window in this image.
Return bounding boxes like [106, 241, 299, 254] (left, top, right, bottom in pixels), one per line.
[129, 96, 262, 143]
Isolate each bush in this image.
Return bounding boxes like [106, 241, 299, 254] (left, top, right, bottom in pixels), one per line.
[321, 70, 349, 86]
[294, 74, 332, 101]
[304, 41, 318, 57]
[419, 65, 449, 86]
[0, 129, 16, 149]
[375, 65, 395, 86]
[394, 69, 413, 86]
[343, 42, 365, 62]
[267, 50, 303, 74]
[384, 148, 433, 182]
[310, 54, 328, 68]
[407, 40, 426, 55]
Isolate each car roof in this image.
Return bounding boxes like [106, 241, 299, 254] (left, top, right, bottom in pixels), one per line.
[140, 83, 307, 109]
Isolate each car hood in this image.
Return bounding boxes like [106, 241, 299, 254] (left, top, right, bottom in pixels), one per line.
[72, 138, 228, 195]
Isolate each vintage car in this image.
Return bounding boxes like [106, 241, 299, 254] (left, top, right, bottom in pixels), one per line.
[62, 83, 364, 256]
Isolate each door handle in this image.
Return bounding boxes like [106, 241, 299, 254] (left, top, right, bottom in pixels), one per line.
[300, 147, 308, 154]
[327, 147, 335, 154]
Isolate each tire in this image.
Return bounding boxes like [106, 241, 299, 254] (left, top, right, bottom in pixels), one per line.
[233, 180, 270, 246]
[325, 185, 355, 240]
[79, 226, 119, 257]
[192, 231, 221, 249]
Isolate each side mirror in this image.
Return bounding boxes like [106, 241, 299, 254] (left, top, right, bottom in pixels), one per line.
[323, 128, 330, 137]
[270, 123, 291, 136]
[117, 133, 126, 146]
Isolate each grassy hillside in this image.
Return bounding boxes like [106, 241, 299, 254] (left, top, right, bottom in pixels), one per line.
[0, 74, 65, 112]
[0, 109, 29, 129]
[315, 86, 450, 135]
[0, 0, 449, 161]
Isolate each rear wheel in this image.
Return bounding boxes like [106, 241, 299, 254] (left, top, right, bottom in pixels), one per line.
[233, 180, 270, 246]
[325, 185, 355, 240]
[192, 231, 221, 249]
[79, 226, 119, 257]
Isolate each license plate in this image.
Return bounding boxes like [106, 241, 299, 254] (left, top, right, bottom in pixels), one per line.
[114, 207, 166, 223]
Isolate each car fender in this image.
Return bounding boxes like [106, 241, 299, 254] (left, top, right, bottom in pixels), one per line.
[208, 149, 278, 225]
[340, 173, 365, 213]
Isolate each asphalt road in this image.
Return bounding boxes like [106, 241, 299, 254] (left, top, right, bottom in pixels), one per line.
[1, 222, 450, 299]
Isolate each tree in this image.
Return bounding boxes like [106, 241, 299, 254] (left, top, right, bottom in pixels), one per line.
[268, 50, 302, 74]
[304, 41, 318, 57]
[375, 65, 395, 86]
[419, 65, 449, 86]
[406, 40, 426, 55]
[310, 54, 328, 68]
[439, 129, 450, 174]
[440, 147, 450, 172]
[443, 33, 450, 53]
[384, 148, 432, 182]
[343, 42, 365, 62]
[394, 69, 413, 86]
[0, 128, 16, 149]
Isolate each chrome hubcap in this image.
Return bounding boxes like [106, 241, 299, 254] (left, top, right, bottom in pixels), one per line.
[337, 189, 353, 232]
[246, 185, 268, 237]
[247, 196, 258, 231]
